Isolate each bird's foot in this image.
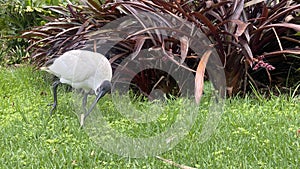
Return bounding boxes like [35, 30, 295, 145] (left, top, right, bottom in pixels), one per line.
[47, 103, 57, 115]
[80, 113, 85, 128]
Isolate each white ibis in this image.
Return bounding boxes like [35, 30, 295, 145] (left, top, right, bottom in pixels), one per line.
[41, 49, 112, 127]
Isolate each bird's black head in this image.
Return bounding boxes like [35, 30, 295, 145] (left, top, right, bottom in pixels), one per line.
[96, 80, 112, 97]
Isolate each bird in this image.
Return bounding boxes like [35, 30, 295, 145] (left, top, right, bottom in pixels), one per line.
[41, 49, 112, 127]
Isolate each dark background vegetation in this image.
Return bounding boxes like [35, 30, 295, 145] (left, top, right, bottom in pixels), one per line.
[1, 0, 300, 97]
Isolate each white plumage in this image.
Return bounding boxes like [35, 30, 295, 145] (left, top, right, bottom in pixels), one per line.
[43, 50, 112, 93]
[41, 49, 112, 127]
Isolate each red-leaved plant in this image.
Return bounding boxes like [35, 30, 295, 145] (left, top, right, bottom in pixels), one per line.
[22, 0, 300, 98]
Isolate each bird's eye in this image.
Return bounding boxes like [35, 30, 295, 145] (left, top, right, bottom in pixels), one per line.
[96, 86, 102, 93]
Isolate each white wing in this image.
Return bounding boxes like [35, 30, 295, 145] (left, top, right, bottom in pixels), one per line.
[47, 50, 112, 90]
[48, 50, 95, 82]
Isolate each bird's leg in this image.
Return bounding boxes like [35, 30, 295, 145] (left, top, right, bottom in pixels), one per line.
[82, 92, 88, 114]
[49, 80, 61, 115]
[80, 93, 102, 127]
[80, 81, 111, 127]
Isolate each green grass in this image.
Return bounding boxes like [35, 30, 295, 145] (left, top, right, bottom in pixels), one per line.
[0, 66, 299, 168]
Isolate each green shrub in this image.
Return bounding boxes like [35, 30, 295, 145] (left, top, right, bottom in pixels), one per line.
[0, 0, 79, 66]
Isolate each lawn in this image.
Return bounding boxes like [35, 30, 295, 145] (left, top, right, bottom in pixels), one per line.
[0, 66, 299, 168]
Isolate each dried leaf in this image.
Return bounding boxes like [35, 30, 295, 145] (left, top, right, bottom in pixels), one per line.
[195, 49, 212, 104]
[180, 36, 189, 64]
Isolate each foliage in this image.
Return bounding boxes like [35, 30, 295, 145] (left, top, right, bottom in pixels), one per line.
[0, 66, 299, 168]
[0, 0, 79, 66]
[22, 0, 300, 96]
